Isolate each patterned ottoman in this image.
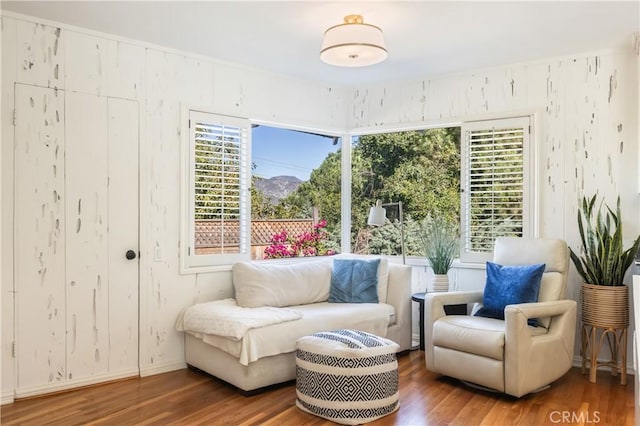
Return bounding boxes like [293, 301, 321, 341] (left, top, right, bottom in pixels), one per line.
[295, 329, 400, 425]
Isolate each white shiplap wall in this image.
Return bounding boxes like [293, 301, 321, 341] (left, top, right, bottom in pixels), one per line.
[348, 48, 640, 364]
[5, 20, 145, 398]
[1, 10, 638, 402]
[0, 13, 348, 402]
[13, 84, 67, 391]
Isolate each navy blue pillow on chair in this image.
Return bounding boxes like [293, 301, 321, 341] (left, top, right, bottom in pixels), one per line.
[329, 259, 380, 303]
[474, 262, 545, 326]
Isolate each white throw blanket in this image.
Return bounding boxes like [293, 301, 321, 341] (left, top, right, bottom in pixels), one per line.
[176, 298, 303, 341]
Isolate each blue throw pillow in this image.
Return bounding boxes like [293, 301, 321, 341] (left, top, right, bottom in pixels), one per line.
[474, 262, 545, 326]
[329, 259, 380, 303]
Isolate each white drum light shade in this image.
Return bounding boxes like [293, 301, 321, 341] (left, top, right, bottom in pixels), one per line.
[367, 200, 387, 226]
[320, 15, 388, 67]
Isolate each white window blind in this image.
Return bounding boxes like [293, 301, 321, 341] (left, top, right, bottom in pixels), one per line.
[461, 117, 532, 262]
[184, 110, 250, 270]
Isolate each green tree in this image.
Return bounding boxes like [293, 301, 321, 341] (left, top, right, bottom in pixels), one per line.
[275, 151, 342, 242]
[351, 128, 460, 251]
[364, 216, 423, 256]
[355, 129, 460, 217]
[251, 182, 274, 219]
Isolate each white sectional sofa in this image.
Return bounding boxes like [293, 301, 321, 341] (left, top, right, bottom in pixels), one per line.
[177, 256, 412, 393]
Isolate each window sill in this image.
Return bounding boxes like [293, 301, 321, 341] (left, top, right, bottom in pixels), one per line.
[252, 256, 335, 265]
[181, 254, 489, 274]
[180, 263, 233, 274]
[256, 254, 488, 271]
[404, 256, 486, 270]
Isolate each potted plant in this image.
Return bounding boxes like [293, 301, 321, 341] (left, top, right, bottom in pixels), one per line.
[569, 194, 640, 383]
[419, 214, 458, 292]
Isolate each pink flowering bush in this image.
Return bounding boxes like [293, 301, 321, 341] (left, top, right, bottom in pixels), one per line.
[264, 219, 336, 259]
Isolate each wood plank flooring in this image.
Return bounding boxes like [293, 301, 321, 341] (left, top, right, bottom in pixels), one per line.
[1, 350, 634, 425]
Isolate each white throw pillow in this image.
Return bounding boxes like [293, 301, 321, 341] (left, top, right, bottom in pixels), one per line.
[233, 259, 333, 308]
[332, 254, 389, 303]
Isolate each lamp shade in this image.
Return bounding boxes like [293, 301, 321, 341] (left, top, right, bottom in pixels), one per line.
[367, 200, 387, 226]
[320, 15, 388, 67]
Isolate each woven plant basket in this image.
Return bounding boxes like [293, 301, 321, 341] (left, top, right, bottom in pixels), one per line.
[581, 283, 629, 328]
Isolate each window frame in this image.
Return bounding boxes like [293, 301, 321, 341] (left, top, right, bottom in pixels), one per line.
[180, 107, 252, 273]
[460, 115, 536, 263]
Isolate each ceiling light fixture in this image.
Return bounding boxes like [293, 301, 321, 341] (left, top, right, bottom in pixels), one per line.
[320, 14, 388, 67]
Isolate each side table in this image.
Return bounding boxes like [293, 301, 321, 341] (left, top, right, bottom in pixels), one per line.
[411, 293, 427, 351]
[412, 292, 468, 351]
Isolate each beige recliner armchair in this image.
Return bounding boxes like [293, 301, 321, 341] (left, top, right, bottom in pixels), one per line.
[424, 237, 577, 397]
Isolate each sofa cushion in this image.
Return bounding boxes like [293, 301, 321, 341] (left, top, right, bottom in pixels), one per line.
[333, 254, 389, 303]
[329, 258, 380, 303]
[233, 259, 332, 308]
[191, 302, 396, 365]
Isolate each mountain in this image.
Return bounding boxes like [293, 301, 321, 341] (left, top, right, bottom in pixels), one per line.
[254, 175, 303, 203]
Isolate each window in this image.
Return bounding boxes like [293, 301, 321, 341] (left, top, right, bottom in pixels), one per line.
[460, 116, 533, 262]
[180, 110, 533, 271]
[182, 110, 251, 271]
[251, 125, 341, 260]
[349, 117, 534, 264]
[350, 128, 461, 257]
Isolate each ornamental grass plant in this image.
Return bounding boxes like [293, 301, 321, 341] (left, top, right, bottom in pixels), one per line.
[419, 214, 458, 274]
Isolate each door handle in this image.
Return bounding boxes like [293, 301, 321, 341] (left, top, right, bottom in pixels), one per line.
[125, 250, 137, 260]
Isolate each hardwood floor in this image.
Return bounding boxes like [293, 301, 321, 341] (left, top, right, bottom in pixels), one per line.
[1, 350, 634, 425]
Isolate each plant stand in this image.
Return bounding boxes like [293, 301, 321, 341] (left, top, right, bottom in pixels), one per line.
[581, 324, 627, 384]
[580, 283, 629, 384]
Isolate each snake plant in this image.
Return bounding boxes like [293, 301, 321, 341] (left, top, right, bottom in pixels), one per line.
[569, 195, 640, 286]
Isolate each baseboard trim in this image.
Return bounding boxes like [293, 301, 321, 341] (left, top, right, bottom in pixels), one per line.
[14, 368, 140, 399]
[139, 361, 187, 377]
[1, 391, 15, 405]
[572, 355, 635, 375]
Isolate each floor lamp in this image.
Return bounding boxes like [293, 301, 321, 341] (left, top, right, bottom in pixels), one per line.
[367, 200, 405, 264]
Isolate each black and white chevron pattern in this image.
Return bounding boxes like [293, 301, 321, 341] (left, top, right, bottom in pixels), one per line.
[296, 349, 397, 368]
[297, 399, 398, 422]
[296, 367, 398, 400]
[295, 329, 399, 425]
[312, 329, 389, 349]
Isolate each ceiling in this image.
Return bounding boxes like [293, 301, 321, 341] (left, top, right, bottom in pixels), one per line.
[2, 1, 638, 87]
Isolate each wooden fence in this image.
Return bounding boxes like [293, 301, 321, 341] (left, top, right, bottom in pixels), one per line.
[194, 219, 314, 259]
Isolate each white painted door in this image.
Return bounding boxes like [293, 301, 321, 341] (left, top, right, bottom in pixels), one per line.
[65, 91, 110, 381]
[105, 97, 139, 374]
[14, 85, 139, 395]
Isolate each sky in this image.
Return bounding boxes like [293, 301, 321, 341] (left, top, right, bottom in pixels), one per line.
[252, 125, 341, 181]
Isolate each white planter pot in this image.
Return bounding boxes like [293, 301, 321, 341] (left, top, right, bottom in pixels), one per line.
[432, 274, 449, 292]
